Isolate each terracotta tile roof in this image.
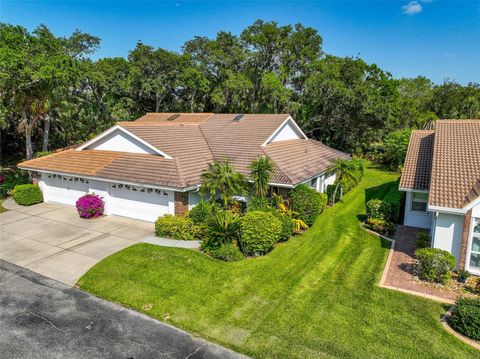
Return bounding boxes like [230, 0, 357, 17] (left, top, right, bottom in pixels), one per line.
[19, 113, 348, 189]
[18, 150, 184, 188]
[265, 139, 350, 184]
[399, 130, 435, 191]
[400, 120, 480, 209]
[429, 120, 480, 208]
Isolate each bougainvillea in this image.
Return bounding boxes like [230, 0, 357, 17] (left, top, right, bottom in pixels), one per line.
[76, 193, 105, 219]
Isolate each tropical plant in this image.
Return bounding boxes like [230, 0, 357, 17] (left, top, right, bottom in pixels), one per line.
[187, 199, 214, 226]
[200, 160, 246, 209]
[275, 194, 308, 233]
[202, 210, 240, 250]
[249, 155, 274, 197]
[328, 159, 361, 205]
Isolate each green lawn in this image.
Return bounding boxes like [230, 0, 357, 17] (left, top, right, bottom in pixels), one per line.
[78, 168, 477, 358]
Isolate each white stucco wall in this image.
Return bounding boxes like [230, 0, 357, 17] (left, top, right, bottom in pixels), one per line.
[38, 173, 174, 222]
[472, 202, 480, 218]
[432, 212, 464, 268]
[85, 129, 157, 154]
[269, 121, 302, 143]
[403, 191, 432, 229]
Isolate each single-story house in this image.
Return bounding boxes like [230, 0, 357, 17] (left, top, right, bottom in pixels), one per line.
[399, 120, 480, 274]
[19, 113, 348, 222]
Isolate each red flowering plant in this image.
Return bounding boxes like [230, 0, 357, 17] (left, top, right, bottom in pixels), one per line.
[76, 193, 105, 219]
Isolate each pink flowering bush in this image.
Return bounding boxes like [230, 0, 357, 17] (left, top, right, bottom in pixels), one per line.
[76, 193, 104, 218]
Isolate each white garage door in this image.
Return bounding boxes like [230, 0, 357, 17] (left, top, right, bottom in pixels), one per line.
[42, 175, 89, 206]
[109, 184, 171, 222]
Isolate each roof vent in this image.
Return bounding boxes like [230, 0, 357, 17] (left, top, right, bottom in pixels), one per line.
[232, 114, 245, 122]
[167, 114, 180, 121]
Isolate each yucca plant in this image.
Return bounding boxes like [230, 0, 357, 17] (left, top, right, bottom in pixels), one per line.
[203, 210, 240, 250]
[274, 193, 308, 234]
[249, 155, 274, 197]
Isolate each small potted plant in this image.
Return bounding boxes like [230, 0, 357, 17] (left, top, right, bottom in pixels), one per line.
[457, 270, 470, 283]
[76, 193, 105, 219]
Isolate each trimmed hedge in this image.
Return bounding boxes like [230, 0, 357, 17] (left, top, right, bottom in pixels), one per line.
[366, 199, 392, 220]
[155, 215, 201, 241]
[448, 297, 480, 340]
[415, 248, 456, 284]
[274, 211, 295, 242]
[290, 184, 328, 226]
[240, 211, 282, 255]
[12, 184, 43, 206]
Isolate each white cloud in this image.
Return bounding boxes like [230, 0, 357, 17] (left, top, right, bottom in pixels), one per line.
[402, 1, 423, 15]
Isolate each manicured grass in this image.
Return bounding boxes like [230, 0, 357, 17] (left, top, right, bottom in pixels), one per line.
[79, 169, 477, 358]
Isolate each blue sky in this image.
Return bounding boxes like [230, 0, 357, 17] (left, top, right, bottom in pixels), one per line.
[1, 1, 479, 84]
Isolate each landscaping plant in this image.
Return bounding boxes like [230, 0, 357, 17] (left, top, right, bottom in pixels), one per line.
[207, 243, 244, 262]
[290, 184, 327, 226]
[415, 231, 431, 249]
[200, 160, 246, 209]
[415, 248, 456, 284]
[202, 210, 240, 250]
[249, 155, 274, 197]
[239, 211, 282, 255]
[187, 199, 214, 226]
[1, 170, 30, 197]
[457, 270, 470, 283]
[247, 196, 271, 212]
[76, 193, 104, 218]
[448, 297, 480, 340]
[12, 184, 43, 206]
[155, 215, 201, 241]
[366, 199, 392, 221]
[364, 218, 395, 236]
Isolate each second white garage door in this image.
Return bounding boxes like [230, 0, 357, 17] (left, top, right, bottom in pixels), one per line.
[108, 184, 172, 222]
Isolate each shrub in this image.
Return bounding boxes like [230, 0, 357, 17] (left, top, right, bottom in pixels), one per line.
[75, 193, 104, 218]
[364, 218, 395, 236]
[415, 248, 456, 284]
[12, 184, 43, 206]
[155, 215, 201, 241]
[0, 170, 30, 197]
[207, 243, 244, 262]
[273, 211, 295, 242]
[290, 184, 327, 226]
[366, 199, 392, 220]
[202, 210, 240, 250]
[239, 211, 282, 255]
[448, 297, 480, 340]
[416, 231, 431, 249]
[247, 196, 271, 212]
[187, 200, 214, 226]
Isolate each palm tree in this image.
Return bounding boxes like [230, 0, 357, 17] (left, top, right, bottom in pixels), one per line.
[328, 159, 360, 206]
[249, 156, 274, 197]
[200, 160, 246, 209]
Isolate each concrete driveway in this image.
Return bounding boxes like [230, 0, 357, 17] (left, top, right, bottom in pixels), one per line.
[0, 199, 199, 285]
[0, 260, 245, 359]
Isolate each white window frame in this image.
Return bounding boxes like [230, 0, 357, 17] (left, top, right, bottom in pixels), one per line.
[467, 219, 480, 275]
[410, 192, 428, 214]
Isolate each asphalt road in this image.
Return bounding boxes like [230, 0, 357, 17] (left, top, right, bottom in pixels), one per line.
[0, 260, 245, 359]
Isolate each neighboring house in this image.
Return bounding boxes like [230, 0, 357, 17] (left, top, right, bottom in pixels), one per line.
[399, 120, 480, 274]
[19, 113, 348, 222]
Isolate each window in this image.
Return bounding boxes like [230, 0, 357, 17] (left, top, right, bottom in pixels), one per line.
[310, 178, 317, 189]
[411, 192, 428, 212]
[469, 221, 480, 271]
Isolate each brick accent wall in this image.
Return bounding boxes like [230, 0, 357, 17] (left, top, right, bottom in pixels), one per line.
[458, 209, 472, 270]
[174, 191, 189, 216]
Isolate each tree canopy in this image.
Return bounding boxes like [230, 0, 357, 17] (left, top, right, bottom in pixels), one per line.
[1, 21, 479, 163]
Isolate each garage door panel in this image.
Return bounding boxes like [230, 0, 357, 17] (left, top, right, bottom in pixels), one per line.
[42, 176, 89, 206]
[109, 185, 170, 222]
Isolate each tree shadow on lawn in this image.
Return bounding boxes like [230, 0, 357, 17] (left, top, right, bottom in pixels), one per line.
[356, 179, 402, 223]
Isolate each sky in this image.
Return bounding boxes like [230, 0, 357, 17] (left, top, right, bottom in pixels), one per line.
[1, 1, 479, 84]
